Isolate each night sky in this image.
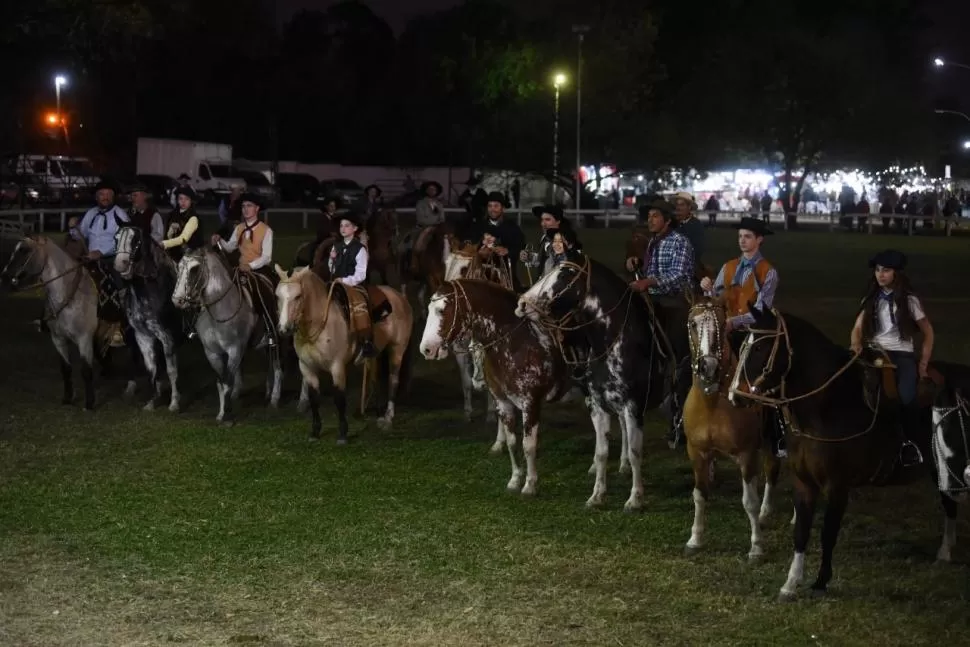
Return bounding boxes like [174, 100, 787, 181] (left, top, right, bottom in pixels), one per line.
[279, 0, 461, 31]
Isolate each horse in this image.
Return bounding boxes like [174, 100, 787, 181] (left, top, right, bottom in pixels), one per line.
[442, 238, 499, 431]
[420, 279, 575, 496]
[729, 306, 966, 600]
[515, 253, 668, 511]
[275, 265, 414, 443]
[114, 226, 182, 412]
[1, 236, 100, 409]
[171, 248, 283, 422]
[682, 297, 780, 559]
[398, 222, 452, 320]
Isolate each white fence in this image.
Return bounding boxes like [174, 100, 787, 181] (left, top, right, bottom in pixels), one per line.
[0, 206, 960, 237]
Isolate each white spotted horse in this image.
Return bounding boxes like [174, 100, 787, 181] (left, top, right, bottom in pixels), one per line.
[730, 306, 970, 600]
[420, 279, 576, 497]
[516, 252, 668, 511]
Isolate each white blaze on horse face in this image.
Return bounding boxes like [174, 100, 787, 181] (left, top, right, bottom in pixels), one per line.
[276, 281, 301, 335]
[516, 268, 559, 319]
[728, 331, 756, 404]
[172, 255, 201, 308]
[444, 254, 471, 282]
[114, 227, 134, 276]
[420, 296, 449, 360]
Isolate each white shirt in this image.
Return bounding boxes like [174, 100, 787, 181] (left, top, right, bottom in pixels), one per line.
[871, 291, 925, 353]
[329, 238, 369, 286]
[217, 220, 274, 270]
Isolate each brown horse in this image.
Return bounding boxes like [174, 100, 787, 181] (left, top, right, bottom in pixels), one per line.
[419, 279, 575, 496]
[398, 222, 453, 320]
[682, 297, 780, 560]
[275, 265, 414, 443]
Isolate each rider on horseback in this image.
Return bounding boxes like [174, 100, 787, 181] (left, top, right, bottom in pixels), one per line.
[477, 192, 525, 292]
[126, 183, 165, 244]
[211, 193, 279, 349]
[76, 179, 130, 347]
[850, 249, 935, 467]
[521, 205, 582, 276]
[311, 196, 341, 269]
[163, 186, 205, 336]
[627, 199, 696, 448]
[700, 216, 783, 455]
[328, 213, 379, 365]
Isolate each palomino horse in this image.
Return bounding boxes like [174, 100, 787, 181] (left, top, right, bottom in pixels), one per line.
[730, 307, 966, 600]
[275, 265, 414, 443]
[398, 222, 452, 320]
[114, 225, 182, 412]
[420, 279, 575, 496]
[682, 297, 780, 559]
[442, 239, 499, 430]
[172, 248, 283, 422]
[1, 235, 101, 409]
[516, 252, 668, 511]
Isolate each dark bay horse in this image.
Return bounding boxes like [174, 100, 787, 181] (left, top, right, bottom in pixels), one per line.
[420, 279, 575, 496]
[398, 222, 452, 320]
[114, 226, 182, 412]
[682, 297, 780, 559]
[516, 253, 668, 511]
[729, 307, 966, 600]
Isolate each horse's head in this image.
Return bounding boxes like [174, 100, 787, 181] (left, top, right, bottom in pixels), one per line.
[172, 248, 207, 309]
[114, 226, 146, 279]
[515, 250, 589, 321]
[729, 304, 791, 407]
[275, 263, 309, 336]
[420, 281, 470, 360]
[688, 297, 727, 395]
[1, 236, 47, 289]
[443, 240, 480, 282]
[932, 389, 970, 502]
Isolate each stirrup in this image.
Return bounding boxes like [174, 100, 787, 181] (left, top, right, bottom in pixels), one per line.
[899, 440, 923, 468]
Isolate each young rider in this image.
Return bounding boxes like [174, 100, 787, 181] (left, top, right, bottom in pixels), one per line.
[850, 249, 934, 467]
[329, 213, 378, 364]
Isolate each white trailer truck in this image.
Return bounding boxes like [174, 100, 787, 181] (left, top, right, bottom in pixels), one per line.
[136, 137, 247, 203]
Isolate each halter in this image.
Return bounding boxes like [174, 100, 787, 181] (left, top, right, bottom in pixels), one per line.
[430, 280, 525, 354]
[176, 250, 244, 323]
[687, 300, 726, 395]
[5, 236, 88, 321]
[278, 271, 338, 344]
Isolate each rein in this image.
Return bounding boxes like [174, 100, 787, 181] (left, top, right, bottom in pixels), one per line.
[433, 280, 528, 355]
[12, 240, 90, 322]
[181, 250, 246, 323]
[933, 393, 970, 493]
[293, 277, 338, 344]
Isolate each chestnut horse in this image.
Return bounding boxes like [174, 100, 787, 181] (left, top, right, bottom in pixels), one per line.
[398, 222, 453, 320]
[682, 297, 780, 560]
[420, 279, 575, 496]
[276, 265, 414, 443]
[730, 307, 965, 600]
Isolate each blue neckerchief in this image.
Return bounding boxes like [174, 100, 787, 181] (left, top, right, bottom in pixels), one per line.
[732, 254, 760, 286]
[879, 290, 895, 324]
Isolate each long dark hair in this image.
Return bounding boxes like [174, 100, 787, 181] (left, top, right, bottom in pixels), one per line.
[859, 269, 919, 342]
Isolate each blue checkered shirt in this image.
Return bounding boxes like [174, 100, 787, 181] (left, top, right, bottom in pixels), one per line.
[642, 230, 695, 296]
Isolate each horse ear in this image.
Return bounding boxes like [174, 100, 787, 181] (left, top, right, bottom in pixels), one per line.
[274, 263, 288, 281]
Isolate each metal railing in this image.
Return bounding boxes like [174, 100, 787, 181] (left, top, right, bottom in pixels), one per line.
[0, 206, 961, 236]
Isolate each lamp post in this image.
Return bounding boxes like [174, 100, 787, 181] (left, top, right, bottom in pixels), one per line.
[934, 57, 970, 72]
[552, 73, 567, 194]
[572, 25, 589, 211]
[935, 108, 970, 123]
[54, 75, 68, 144]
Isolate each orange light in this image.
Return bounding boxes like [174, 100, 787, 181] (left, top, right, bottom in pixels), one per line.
[46, 113, 59, 125]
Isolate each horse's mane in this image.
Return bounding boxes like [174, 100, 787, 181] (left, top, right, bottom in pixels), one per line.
[779, 312, 854, 369]
[451, 278, 521, 324]
[295, 267, 334, 323]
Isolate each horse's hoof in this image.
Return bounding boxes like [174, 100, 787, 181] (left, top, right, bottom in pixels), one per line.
[268, 401, 279, 410]
[747, 550, 765, 564]
[124, 383, 137, 399]
[521, 483, 537, 497]
[143, 402, 156, 412]
[377, 417, 392, 430]
[506, 481, 522, 492]
[809, 586, 827, 599]
[585, 496, 605, 509]
[308, 436, 320, 443]
[464, 411, 474, 423]
[220, 420, 235, 428]
[623, 499, 644, 514]
[777, 590, 798, 603]
[489, 442, 504, 455]
[168, 402, 180, 413]
[684, 544, 703, 557]
[336, 438, 348, 446]
[296, 400, 309, 414]
[618, 462, 632, 475]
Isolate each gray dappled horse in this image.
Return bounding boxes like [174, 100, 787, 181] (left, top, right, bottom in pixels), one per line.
[172, 248, 282, 422]
[114, 225, 182, 412]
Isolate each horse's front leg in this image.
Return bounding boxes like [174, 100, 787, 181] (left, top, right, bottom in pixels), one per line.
[496, 399, 521, 491]
[266, 345, 282, 409]
[77, 333, 96, 411]
[779, 477, 819, 601]
[453, 351, 476, 424]
[203, 347, 230, 422]
[300, 361, 323, 440]
[159, 332, 180, 413]
[378, 342, 404, 430]
[520, 404, 541, 496]
[51, 334, 74, 406]
[621, 406, 645, 512]
[740, 451, 765, 561]
[332, 363, 349, 445]
[937, 493, 958, 563]
[810, 486, 848, 596]
[760, 442, 781, 524]
[297, 377, 310, 413]
[684, 442, 712, 555]
[586, 403, 611, 508]
[133, 330, 159, 411]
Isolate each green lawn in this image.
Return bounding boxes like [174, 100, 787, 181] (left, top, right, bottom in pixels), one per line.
[1, 226, 969, 646]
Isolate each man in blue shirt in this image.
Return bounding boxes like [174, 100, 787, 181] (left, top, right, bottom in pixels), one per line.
[629, 199, 696, 448]
[77, 180, 129, 346]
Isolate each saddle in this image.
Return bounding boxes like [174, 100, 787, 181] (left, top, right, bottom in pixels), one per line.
[237, 269, 280, 326]
[860, 348, 944, 409]
[331, 283, 392, 332]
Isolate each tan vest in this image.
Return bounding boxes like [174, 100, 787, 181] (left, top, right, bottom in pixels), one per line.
[723, 257, 773, 318]
[235, 221, 268, 266]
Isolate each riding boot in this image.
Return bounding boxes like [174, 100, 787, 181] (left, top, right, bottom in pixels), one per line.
[898, 406, 924, 467]
[353, 332, 377, 365]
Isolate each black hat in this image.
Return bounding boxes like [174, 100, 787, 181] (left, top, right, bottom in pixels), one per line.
[548, 227, 579, 249]
[735, 217, 774, 236]
[338, 212, 362, 229]
[638, 199, 675, 221]
[869, 249, 907, 270]
[420, 180, 443, 196]
[177, 173, 191, 181]
[127, 182, 150, 195]
[174, 185, 197, 201]
[321, 195, 342, 209]
[364, 184, 382, 196]
[532, 204, 564, 222]
[94, 179, 119, 194]
[240, 192, 263, 208]
[486, 191, 507, 207]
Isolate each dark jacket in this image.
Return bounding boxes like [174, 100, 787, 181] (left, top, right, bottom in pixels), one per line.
[332, 237, 365, 282]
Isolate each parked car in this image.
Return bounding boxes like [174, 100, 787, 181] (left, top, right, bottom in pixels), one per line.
[0, 173, 64, 208]
[276, 172, 321, 206]
[319, 178, 364, 206]
[238, 170, 278, 206]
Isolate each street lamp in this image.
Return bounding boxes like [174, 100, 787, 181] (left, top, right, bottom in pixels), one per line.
[963, 141, 970, 150]
[552, 72, 567, 187]
[572, 24, 589, 210]
[935, 109, 970, 123]
[54, 75, 67, 119]
[933, 57, 970, 71]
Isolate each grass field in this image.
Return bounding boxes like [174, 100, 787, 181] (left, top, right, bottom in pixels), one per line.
[1, 225, 970, 646]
